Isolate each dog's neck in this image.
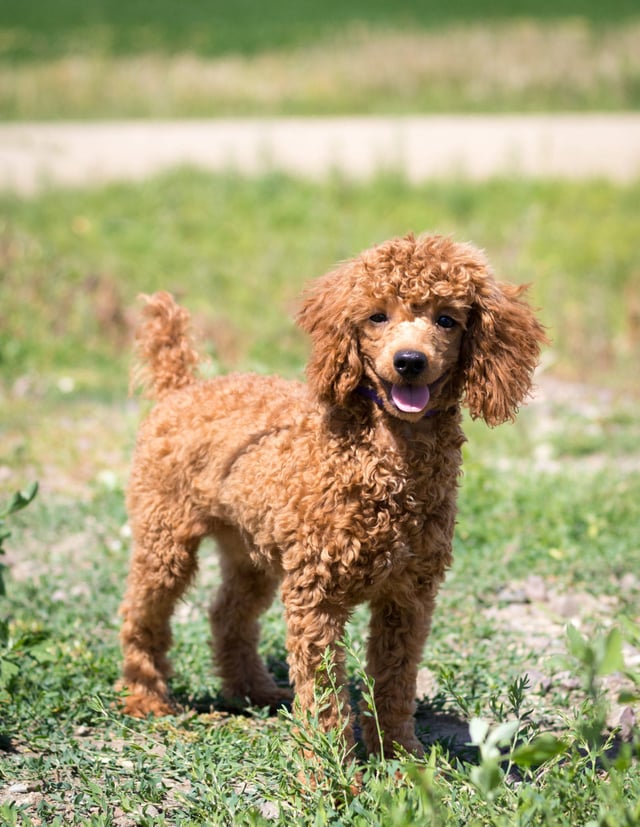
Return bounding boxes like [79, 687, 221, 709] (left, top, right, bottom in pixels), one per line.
[359, 394, 462, 462]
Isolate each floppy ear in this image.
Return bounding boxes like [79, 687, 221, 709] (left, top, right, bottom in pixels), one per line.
[462, 281, 548, 426]
[296, 261, 364, 405]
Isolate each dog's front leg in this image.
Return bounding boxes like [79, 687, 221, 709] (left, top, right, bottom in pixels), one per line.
[281, 574, 354, 751]
[361, 591, 436, 757]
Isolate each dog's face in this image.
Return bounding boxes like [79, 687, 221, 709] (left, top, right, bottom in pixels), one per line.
[298, 233, 547, 426]
[356, 295, 469, 422]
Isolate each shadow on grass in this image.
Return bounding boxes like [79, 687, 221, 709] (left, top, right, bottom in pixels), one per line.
[415, 703, 475, 762]
[0, 732, 17, 753]
[174, 682, 477, 765]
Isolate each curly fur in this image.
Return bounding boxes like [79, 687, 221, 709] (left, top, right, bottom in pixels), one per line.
[119, 233, 547, 756]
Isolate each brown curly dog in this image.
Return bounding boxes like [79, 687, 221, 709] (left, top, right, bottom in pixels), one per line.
[119, 233, 546, 757]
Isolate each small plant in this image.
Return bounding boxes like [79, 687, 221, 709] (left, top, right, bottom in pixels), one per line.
[468, 716, 521, 802]
[0, 482, 39, 600]
[1, 482, 39, 706]
[277, 643, 362, 802]
[565, 624, 640, 768]
[464, 672, 563, 803]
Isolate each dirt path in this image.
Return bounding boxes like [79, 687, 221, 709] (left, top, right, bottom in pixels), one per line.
[1, 114, 640, 193]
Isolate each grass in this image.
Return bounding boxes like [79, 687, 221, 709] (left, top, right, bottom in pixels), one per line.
[1, 171, 639, 823]
[2, 171, 639, 399]
[1, 1, 638, 62]
[1, 455, 638, 823]
[1, 20, 639, 119]
[1, 4, 638, 818]
[2, 0, 638, 118]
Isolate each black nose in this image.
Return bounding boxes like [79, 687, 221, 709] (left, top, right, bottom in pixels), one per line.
[393, 350, 427, 378]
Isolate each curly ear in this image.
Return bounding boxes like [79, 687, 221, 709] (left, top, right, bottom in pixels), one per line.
[296, 261, 363, 405]
[462, 281, 548, 426]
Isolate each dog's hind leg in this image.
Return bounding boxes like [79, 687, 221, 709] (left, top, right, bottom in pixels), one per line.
[209, 528, 291, 710]
[119, 529, 199, 717]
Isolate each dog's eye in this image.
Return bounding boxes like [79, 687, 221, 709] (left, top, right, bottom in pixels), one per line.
[369, 312, 388, 324]
[436, 315, 456, 329]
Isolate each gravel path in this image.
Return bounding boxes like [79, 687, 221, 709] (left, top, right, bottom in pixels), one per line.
[1, 114, 640, 193]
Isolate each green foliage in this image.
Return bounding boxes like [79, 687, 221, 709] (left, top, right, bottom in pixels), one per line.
[0, 470, 638, 823]
[0, 482, 38, 600]
[0, 483, 38, 712]
[1, 3, 639, 117]
[1, 164, 639, 821]
[1, 172, 639, 396]
[0, 0, 637, 62]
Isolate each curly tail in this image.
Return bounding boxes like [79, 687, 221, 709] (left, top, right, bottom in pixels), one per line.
[130, 291, 199, 400]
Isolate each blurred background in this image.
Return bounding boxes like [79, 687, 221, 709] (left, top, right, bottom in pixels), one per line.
[1, 0, 639, 116]
[0, 1, 639, 485]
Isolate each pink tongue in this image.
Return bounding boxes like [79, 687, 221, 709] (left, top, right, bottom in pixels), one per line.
[391, 384, 430, 413]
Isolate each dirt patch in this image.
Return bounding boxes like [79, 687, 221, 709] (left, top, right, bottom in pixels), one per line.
[413, 570, 639, 747]
[2, 115, 640, 195]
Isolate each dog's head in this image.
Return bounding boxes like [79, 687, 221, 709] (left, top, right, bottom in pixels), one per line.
[297, 233, 547, 426]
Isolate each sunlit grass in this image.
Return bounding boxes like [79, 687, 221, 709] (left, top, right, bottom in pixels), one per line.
[2, 170, 639, 392]
[1, 169, 639, 510]
[1, 21, 639, 118]
[1, 166, 638, 825]
[1, 458, 638, 823]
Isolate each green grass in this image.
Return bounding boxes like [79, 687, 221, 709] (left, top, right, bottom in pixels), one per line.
[1, 4, 639, 816]
[1, 0, 637, 62]
[1, 170, 639, 823]
[2, 171, 639, 396]
[1, 464, 638, 823]
[1, 3, 639, 117]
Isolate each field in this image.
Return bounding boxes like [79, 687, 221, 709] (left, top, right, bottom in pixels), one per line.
[1, 2, 640, 825]
[0, 1, 639, 117]
[1, 169, 639, 824]
[2, 0, 638, 59]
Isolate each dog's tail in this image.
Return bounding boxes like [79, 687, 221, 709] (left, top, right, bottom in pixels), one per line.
[130, 291, 199, 400]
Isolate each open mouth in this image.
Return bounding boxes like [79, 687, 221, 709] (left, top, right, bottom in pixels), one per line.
[358, 373, 448, 416]
[388, 382, 431, 414]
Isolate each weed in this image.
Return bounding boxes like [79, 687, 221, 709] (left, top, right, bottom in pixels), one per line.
[0, 482, 38, 723]
[0, 473, 638, 822]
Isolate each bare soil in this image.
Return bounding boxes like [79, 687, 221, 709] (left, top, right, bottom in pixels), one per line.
[1, 115, 640, 195]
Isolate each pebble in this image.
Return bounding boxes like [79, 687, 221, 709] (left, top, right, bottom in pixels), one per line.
[619, 706, 637, 742]
[496, 587, 529, 605]
[523, 575, 548, 603]
[416, 667, 439, 699]
[7, 782, 30, 795]
[524, 669, 553, 693]
[5, 781, 40, 796]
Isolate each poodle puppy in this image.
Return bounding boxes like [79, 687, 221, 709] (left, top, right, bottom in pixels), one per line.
[119, 233, 546, 757]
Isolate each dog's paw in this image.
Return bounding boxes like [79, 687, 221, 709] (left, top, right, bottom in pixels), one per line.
[116, 683, 177, 718]
[222, 683, 294, 713]
[362, 718, 425, 758]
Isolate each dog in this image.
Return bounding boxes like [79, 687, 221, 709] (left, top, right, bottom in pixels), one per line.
[119, 232, 546, 756]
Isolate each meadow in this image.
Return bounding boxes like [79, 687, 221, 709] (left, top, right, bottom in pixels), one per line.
[2, 0, 638, 60]
[1, 1, 640, 824]
[1, 169, 639, 825]
[0, 0, 639, 117]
